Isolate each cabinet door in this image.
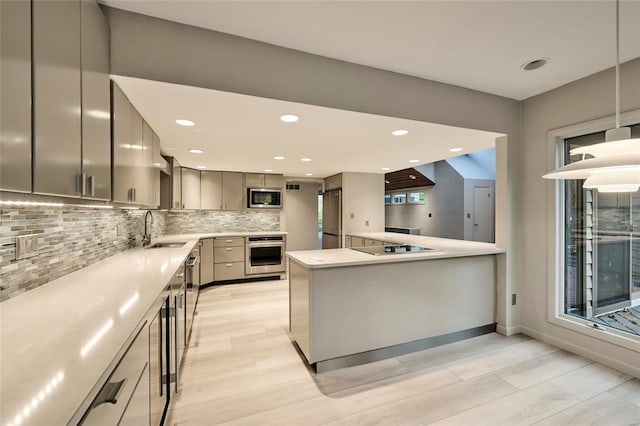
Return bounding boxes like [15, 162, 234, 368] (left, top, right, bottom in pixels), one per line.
[129, 105, 143, 203]
[201, 170, 222, 209]
[245, 173, 264, 188]
[172, 161, 182, 209]
[142, 121, 154, 205]
[222, 172, 244, 210]
[80, 0, 110, 200]
[33, 0, 82, 197]
[0, 0, 31, 193]
[181, 168, 201, 209]
[118, 365, 150, 426]
[200, 238, 214, 284]
[265, 174, 284, 189]
[351, 236, 365, 247]
[112, 83, 133, 203]
[152, 131, 161, 206]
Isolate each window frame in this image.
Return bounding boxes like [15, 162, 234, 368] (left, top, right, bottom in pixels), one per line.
[546, 109, 640, 351]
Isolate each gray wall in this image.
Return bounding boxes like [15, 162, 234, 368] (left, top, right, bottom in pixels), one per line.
[521, 58, 640, 374]
[103, 5, 522, 337]
[283, 181, 322, 251]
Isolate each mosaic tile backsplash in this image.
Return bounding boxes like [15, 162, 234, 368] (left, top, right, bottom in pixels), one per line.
[164, 210, 280, 234]
[0, 207, 165, 302]
[1, 208, 280, 301]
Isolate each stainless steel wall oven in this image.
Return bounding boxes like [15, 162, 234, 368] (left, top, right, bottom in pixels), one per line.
[245, 236, 286, 275]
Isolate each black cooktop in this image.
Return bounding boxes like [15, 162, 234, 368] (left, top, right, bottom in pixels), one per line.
[351, 245, 438, 256]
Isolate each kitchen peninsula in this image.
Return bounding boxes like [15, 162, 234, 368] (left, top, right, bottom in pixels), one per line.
[287, 233, 505, 372]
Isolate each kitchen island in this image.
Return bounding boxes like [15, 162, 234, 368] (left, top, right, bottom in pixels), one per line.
[287, 233, 505, 372]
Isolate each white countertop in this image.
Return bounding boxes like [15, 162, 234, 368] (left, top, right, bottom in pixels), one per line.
[0, 241, 196, 426]
[287, 233, 505, 268]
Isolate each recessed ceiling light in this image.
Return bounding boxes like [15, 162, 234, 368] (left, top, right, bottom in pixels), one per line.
[385, 180, 390, 184]
[189, 149, 203, 154]
[280, 114, 299, 123]
[521, 57, 550, 71]
[264, 169, 273, 172]
[176, 119, 195, 127]
[409, 159, 420, 163]
[301, 158, 312, 162]
[392, 129, 409, 136]
[273, 155, 285, 160]
[381, 167, 390, 171]
[196, 166, 206, 169]
[305, 173, 313, 176]
[449, 147, 463, 152]
[409, 174, 417, 180]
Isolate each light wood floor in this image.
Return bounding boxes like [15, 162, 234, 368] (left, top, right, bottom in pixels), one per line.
[166, 279, 640, 426]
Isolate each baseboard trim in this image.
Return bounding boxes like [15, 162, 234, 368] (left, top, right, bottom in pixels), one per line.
[520, 326, 640, 379]
[496, 324, 522, 336]
[314, 323, 497, 373]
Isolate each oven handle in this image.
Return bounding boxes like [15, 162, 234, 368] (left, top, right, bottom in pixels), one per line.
[246, 241, 285, 248]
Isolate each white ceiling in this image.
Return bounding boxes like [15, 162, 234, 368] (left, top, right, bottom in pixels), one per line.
[112, 76, 502, 178]
[100, 0, 640, 100]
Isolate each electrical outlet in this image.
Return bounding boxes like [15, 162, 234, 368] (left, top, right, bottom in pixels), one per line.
[350, 213, 355, 219]
[16, 234, 38, 260]
[511, 293, 517, 305]
[116, 224, 122, 236]
[365, 220, 370, 227]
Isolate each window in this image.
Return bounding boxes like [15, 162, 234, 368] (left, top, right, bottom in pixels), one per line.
[384, 194, 391, 205]
[392, 193, 406, 204]
[408, 192, 425, 204]
[562, 124, 640, 336]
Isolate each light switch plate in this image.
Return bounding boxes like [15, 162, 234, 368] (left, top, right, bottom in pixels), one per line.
[16, 234, 38, 260]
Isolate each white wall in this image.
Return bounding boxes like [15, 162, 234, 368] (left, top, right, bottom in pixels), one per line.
[283, 181, 322, 251]
[342, 172, 385, 235]
[521, 58, 640, 375]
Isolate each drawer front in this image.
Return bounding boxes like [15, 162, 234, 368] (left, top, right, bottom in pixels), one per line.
[214, 237, 244, 248]
[214, 262, 245, 281]
[351, 236, 365, 247]
[364, 239, 383, 247]
[82, 325, 149, 426]
[214, 246, 244, 263]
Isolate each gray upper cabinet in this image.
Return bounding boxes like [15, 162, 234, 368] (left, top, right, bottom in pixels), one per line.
[112, 83, 134, 203]
[245, 173, 284, 189]
[265, 174, 284, 189]
[172, 161, 182, 209]
[152, 132, 162, 206]
[201, 171, 223, 210]
[80, 0, 110, 200]
[142, 121, 155, 206]
[0, 0, 32, 193]
[222, 172, 244, 211]
[181, 168, 201, 209]
[32, 0, 82, 197]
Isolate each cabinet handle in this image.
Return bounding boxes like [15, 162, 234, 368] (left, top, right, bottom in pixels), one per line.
[225, 248, 232, 251]
[133, 188, 137, 202]
[87, 175, 95, 197]
[225, 240, 233, 243]
[77, 173, 87, 196]
[174, 295, 179, 394]
[91, 378, 127, 407]
[225, 263, 233, 267]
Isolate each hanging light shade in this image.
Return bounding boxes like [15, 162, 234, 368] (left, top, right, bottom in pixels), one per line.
[543, 0, 640, 192]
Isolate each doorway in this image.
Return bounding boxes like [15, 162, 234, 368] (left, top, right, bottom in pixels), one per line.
[284, 181, 323, 251]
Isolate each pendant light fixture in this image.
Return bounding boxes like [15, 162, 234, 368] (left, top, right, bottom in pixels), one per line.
[543, 0, 640, 193]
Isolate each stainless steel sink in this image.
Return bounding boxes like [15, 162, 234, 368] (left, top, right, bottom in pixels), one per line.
[145, 242, 187, 249]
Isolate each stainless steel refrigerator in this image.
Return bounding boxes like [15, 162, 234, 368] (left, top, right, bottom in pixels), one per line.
[322, 189, 342, 249]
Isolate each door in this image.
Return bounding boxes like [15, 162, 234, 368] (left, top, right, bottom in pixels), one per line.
[284, 182, 321, 251]
[0, 0, 31, 192]
[33, 0, 82, 197]
[80, 0, 110, 200]
[472, 186, 493, 243]
[222, 172, 244, 210]
[201, 171, 222, 209]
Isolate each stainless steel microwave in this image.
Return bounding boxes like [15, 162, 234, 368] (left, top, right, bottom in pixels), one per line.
[248, 188, 282, 208]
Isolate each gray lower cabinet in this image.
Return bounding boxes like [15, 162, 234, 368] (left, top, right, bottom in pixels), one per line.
[181, 168, 201, 209]
[200, 238, 214, 284]
[32, 0, 82, 197]
[222, 172, 244, 210]
[350, 236, 365, 247]
[201, 171, 223, 210]
[214, 237, 245, 280]
[0, 0, 31, 193]
[80, 0, 110, 200]
[118, 364, 150, 426]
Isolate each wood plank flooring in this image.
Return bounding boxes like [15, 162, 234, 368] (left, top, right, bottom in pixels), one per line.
[166, 279, 640, 426]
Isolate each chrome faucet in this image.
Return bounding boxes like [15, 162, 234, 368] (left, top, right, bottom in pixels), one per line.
[142, 210, 153, 247]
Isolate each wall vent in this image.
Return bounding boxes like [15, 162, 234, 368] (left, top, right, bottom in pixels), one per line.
[286, 184, 300, 191]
